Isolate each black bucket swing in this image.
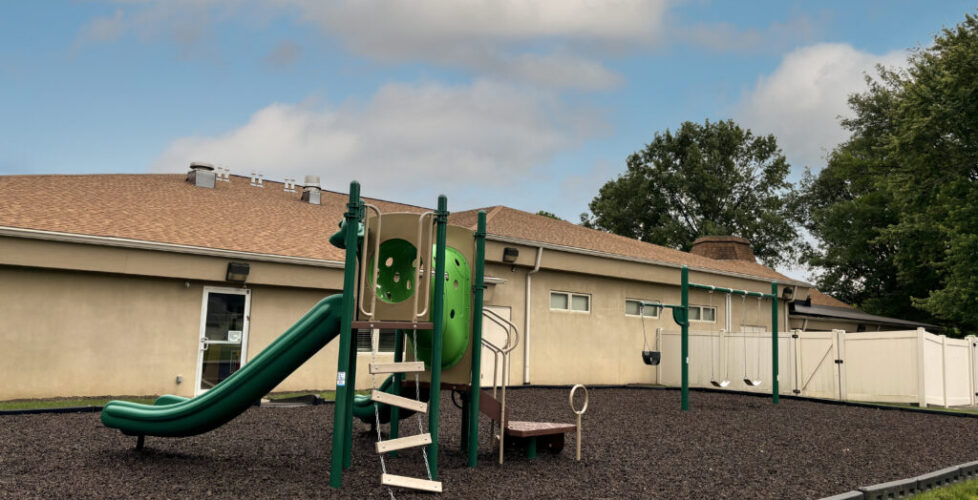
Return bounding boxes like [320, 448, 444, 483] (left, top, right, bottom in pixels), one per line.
[709, 291, 730, 388]
[742, 296, 762, 387]
[640, 303, 661, 366]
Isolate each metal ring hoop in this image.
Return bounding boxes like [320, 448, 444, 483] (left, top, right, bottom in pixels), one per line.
[569, 384, 589, 415]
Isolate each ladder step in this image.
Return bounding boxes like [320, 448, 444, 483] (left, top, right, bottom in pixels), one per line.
[369, 361, 426, 375]
[381, 473, 443, 493]
[370, 390, 428, 413]
[375, 433, 432, 454]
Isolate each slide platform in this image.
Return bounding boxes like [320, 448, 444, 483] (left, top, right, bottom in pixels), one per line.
[101, 294, 344, 438]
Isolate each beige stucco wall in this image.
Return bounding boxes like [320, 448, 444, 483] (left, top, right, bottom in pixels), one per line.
[482, 247, 796, 387]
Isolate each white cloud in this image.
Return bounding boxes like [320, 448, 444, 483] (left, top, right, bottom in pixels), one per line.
[151, 80, 605, 201]
[676, 15, 821, 54]
[79, 0, 668, 89]
[737, 43, 906, 171]
[281, 0, 669, 90]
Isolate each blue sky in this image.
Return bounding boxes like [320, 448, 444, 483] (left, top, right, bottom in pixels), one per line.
[2, 1, 975, 278]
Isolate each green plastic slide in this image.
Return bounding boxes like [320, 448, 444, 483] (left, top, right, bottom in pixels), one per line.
[101, 294, 344, 437]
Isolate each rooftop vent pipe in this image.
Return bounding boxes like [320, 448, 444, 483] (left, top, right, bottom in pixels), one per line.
[301, 175, 321, 205]
[186, 162, 216, 188]
[216, 166, 231, 183]
[250, 172, 264, 188]
[283, 178, 297, 193]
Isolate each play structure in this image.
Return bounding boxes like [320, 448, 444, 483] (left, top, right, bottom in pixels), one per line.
[637, 266, 780, 411]
[100, 181, 587, 495]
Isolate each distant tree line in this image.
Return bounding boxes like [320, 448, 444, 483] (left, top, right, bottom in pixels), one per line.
[581, 13, 978, 335]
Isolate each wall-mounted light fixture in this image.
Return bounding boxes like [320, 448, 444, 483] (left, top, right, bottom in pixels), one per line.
[226, 262, 250, 283]
[781, 286, 795, 302]
[502, 247, 519, 264]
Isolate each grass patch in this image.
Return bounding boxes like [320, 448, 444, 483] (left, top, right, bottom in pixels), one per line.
[911, 476, 978, 499]
[877, 403, 978, 417]
[0, 397, 156, 411]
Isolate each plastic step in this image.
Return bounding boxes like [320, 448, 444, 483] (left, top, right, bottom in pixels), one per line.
[375, 433, 432, 454]
[370, 390, 428, 413]
[369, 361, 426, 375]
[381, 473, 443, 493]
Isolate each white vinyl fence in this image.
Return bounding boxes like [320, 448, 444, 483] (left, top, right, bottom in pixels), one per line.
[656, 328, 977, 408]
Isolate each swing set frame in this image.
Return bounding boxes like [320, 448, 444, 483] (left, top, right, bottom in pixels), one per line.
[640, 265, 780, 411]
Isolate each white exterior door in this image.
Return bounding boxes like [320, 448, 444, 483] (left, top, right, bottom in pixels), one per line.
[195, 287, 251, 395]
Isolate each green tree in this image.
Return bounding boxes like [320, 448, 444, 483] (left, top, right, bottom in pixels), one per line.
[535, 210, 562, 221]
[582, 119, 803, 267]
[803, 13, 978, 333]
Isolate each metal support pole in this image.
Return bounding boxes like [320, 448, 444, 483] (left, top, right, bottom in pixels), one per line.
[428, 195, 449, 480]
[772, 281, 779, 404]
[681, 266, 689, 411]
[329, 181, 361, 489]
[467, 211, 487, 467]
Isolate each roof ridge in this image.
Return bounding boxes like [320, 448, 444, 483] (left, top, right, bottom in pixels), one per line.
[483, 206, 504, 226]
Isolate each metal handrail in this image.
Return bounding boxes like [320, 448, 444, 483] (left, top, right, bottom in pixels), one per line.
[480, 308, 521, 465]
[358, 203, 382, 318]
[413, 212, 435, 319]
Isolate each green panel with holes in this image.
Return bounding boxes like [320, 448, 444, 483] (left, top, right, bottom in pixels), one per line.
[412, 245, 471, 370]
[366, 238, 418, 304]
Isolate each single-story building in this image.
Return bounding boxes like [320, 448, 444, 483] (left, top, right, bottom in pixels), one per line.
[0, 168, 932, 400]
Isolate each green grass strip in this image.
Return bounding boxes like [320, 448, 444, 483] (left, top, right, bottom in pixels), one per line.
[910, 476, 978, 499]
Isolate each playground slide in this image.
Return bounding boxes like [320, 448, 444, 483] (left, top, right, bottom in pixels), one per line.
[101, 294, 345, 438]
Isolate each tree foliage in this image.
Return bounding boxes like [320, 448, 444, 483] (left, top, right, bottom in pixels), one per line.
[582, 119, 802, 267]
[535, 210, 562, 221]
[802, 13, 978, 333]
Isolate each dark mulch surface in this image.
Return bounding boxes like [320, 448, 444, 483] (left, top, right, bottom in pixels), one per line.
[3, 388, 978, 499]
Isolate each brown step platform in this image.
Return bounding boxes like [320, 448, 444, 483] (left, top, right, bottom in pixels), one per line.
[505, 420, 577, 438]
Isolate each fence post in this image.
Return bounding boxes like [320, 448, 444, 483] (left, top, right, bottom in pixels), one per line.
[792, 329, 802, 395]
[833, 330, 847, 401]
[654, 327, 662, 385]
[917, 328, 927, 408]
[941, 333, 949, 408]
[969, 336, 977, 407]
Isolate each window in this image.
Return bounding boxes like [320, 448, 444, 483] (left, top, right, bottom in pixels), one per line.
[689, 305, 716, 323]
[625, 299, 659, 318]
[356, 329, 398, 353]
[550, 291, 590, 313]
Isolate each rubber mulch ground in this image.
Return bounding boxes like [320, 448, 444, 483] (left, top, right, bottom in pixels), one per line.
[3, 387, 978, 499]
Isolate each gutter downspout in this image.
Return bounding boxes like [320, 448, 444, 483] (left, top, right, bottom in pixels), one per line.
[524, 247, 543, 385]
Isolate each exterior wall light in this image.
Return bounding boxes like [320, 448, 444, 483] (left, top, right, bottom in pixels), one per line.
[502, 247, 519, 264]
[226, 262, 250, 283]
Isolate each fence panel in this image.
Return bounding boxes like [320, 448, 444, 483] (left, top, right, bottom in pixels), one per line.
[921, 331, 946, 406]
[843, 330, 920, 404]
[794, 331, 839, 399]
[945, 337, 972, 407]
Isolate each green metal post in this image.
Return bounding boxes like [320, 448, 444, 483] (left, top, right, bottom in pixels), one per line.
[428, 195, 449, 480]
[467, 211, 487, 467]
[329, 181, 361, 489]
[343, 321, 357, 468]
[680, 266, 689, 411]
[772, 281, 779, 404]
[388, 330, 404, 454]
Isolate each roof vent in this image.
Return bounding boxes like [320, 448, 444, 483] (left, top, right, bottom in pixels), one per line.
[690, 235, 756, 262]
[186, 162, 216, 188]
[283, 178, 297, 193]
[301, 175, 321, 205]
[216, 166, 231, 183]
[250, 171, 264, 188]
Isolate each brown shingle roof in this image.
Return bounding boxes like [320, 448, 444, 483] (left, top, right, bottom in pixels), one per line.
[1, 174, 803, 284]
[0, 174, 425, 261]
[808, 289, 853, 309]
[450, 206, 801, 284]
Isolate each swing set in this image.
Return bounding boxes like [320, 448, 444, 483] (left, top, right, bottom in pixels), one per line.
[638, 266, 781, 411]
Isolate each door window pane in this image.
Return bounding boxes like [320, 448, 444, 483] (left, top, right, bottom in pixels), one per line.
[550, 292, 568, 310]
[204, 293, 246, 342]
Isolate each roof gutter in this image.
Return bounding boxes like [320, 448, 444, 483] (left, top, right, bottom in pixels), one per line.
[524, 246, 542, 385]
[487, 234, 810, 288]
[0, 226, 345, 269]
